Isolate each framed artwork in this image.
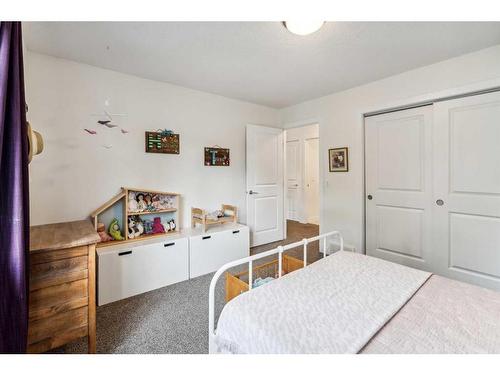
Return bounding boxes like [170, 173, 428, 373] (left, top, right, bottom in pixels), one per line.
[204, 147, 230, 166]
[145, 131, 180, 154]
[329, 147, 349, 172]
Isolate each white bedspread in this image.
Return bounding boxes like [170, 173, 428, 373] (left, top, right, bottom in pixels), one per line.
[215, 251, 431, 354]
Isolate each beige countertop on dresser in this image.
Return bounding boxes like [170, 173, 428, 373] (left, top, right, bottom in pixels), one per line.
[30, 219, 100, 253]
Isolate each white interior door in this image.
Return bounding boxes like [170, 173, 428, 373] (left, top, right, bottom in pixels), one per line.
[286, 139, 300, 221]
[365, 106, 433, 270]
[246, 125, 284, 247]
[433, 91, 500, 290]
[304, 137, 319, 225]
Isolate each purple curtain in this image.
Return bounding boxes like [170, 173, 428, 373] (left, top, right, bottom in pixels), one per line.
[0, 22, 29, 353]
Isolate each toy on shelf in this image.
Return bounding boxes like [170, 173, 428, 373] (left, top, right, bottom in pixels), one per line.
[128, 191, 138, 212]
[143, 219, 154, 235]
[191, 204, 237, 233]
[152, 217, 166, 234]
[128, 216, 144, 239]
[136, 193, 147, 211]
[168, 219, 176, 231]
[128, 191, 175, 214]
[108, 218, 125, 241]
[97, 222, 113, 242]
[90, 187, 180, 248]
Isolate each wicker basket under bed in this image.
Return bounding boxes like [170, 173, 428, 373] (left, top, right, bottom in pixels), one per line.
[225, 254, 305, 302]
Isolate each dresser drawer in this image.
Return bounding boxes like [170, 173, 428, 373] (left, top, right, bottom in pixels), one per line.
[27, 306, 88, 352]
[30, 245, 89, 265]
[29, 278, 89, 321]
[30, 255, 88, 291]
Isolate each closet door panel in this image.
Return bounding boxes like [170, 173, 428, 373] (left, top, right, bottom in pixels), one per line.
[449, 213, 500, 279]
[434, 91, 500, 290]
[449, 101, 500, 194]
[377, 115, 423, 191]
[365, 106, 433, 270]
[376, 205, 424, 259]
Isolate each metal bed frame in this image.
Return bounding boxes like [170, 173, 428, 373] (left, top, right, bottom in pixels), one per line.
[208, 230, 343, 353]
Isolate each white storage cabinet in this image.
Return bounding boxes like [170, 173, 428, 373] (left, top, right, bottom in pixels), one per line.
[97, 237, 189, 305]
[189, 224, 249, 278]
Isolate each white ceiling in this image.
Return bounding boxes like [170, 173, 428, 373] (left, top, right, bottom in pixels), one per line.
[24, 22, 500, 108]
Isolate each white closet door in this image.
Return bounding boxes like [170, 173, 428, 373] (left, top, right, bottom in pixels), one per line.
[433, 91, 500, 290]
[365, 106, 433, 270]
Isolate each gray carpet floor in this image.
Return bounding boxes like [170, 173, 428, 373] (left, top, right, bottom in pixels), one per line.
[53, 221, 319, 354]
[53, 272, 226, 354]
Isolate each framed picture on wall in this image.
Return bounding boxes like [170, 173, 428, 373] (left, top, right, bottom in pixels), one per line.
[204, 147, 230, 166]
[329, 147, 349, 172]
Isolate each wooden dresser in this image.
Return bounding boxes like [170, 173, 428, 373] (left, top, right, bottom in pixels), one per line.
[28, 220, 100, 353]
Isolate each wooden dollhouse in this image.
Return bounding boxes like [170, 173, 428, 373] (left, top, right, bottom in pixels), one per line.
[90, 187, 180, 248]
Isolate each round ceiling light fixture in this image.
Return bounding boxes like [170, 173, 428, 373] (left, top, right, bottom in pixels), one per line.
[284, 21, 324, 36]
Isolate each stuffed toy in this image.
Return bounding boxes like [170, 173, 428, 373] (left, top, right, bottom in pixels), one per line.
[164, 196, 174, 208]
[144, 194, 154, 211]
[128, 191, 138, 212]
[168, 219, 176, 231]
[136, 193, 146, 212]
[143, 219, 154, 234]
[108, 218, 125, 240]
[128, 216, 142, 239]
[151, 194, 162, 210]
[97, 222, 113, 242]
[159, 195, 170, 209]
[135, 217, 144, 236]
[152, 217, 165, 234]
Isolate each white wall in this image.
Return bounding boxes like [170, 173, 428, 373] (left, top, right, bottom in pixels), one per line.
[280, 45, 500, 253]
[284, 123, 319, 224]
[25, 51, 280, 227]
[26, 44, 500, 250]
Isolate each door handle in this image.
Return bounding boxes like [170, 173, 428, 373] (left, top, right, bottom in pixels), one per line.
[248, 190, 259, 195]
[367, 194, 373, 200]
[436, 199, 444, 206]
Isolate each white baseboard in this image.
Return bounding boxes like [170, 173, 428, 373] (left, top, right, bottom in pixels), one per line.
[321, 238, 357, 254]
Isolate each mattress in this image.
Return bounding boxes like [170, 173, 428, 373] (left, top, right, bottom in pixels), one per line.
[214, 251, 500, 354]
[214, 251, 431, 354]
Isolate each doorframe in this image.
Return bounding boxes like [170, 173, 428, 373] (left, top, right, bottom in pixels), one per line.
[361, 78, 500, 254]
[283, 118, 321, 239]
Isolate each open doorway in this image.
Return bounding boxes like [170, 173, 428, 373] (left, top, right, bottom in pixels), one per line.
[285, 123, 320, 227]
[248, 123, 321, 261]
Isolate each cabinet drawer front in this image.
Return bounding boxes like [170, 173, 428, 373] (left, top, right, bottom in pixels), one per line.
[30, 256, 88, 291]
[229, 226, 250, 260]
[29, 279, 88, 321]
[97, 238, 189, 305]
[30, 246, 89, 265]
[189, 227, 250, 278]
[189, 233, 223, 278]
[28, 306, 88, 346]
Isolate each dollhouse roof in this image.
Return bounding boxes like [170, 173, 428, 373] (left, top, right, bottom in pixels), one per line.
[90, 188, 126, 217]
